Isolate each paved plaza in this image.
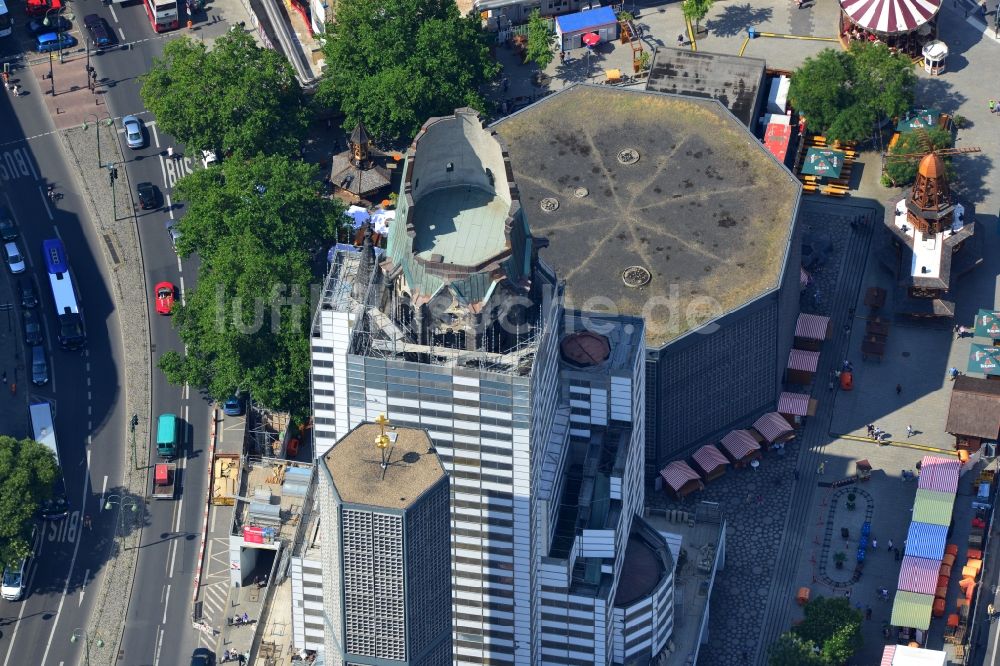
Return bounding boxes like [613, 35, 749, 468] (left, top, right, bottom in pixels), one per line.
[492, 0, 1000, 663]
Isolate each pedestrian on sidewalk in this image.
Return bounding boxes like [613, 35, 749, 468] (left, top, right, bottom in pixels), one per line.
[873, 537, 878, 550]
[906, 424, 914, 438]
[990, 99, 996, 114]
[793, 469, 800, 481]
[867, 424, 874, 438]
[865, 606, 873, 619]
[896, 383, 902, 395]
[888, 539, 894, 550]
[677, 34, 685, 46]
[817, 461, 826, 475]
[12, 85, 19, 97]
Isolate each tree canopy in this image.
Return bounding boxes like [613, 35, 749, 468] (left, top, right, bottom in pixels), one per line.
[0, 435, 59, 565]
[140, 30, 308, 158]
[768, 633, 825, 666]
[525, 10, 555, 70]
[318, 0, 500, 142]
[682, 0, 715, 33]
[790, 597, 863, 665]
[884, 127, 954, 186]
[789, 43, 915, 143]
[158, 154, 346, 417]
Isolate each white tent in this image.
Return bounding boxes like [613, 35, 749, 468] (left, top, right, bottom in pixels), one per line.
[345, 205, 371, 229]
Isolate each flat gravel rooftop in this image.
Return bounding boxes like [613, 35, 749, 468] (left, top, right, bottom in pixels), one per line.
[493, 85, 800, 347]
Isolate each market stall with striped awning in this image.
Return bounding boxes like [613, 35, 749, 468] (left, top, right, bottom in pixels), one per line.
[912, 489, 954, 526]
[917, 456, 960, 494]
[691, 444, 729, 481]
[904, 522, 947, 560]
[753, 412, 795, 444]
[720, 430, 762, 467]
[659, 461, 704, 498]
[777, 392, 817, 425]
[898, 555, 941, 595]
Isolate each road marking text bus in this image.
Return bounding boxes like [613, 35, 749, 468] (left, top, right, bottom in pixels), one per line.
[42, 238, 86, 349]
[29, 401, 69, 520]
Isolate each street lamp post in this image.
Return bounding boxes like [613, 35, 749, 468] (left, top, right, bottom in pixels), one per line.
[104, 494, 140, 550]
[70, 628, 104, 666]
[43, 7, 64, 63]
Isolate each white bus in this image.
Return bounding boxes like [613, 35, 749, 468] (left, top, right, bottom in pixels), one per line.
[28, 401, 69, 520]
[42, 238, 86, 350]
[0, 0, 12, 38]
[144, 0, 179, 32]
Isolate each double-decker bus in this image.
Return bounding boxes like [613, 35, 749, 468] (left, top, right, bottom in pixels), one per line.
[42, 238, 86, 350]
[29, 401, 69, 520]
[0, 0, 13, 38]
[144, 0, 179, 33]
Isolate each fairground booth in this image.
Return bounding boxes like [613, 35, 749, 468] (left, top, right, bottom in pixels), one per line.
[554, 6, 618, 51]
[839, 0, 941, 57]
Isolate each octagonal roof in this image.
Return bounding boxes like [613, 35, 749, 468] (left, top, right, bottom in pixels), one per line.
[491, 85, 801, 347]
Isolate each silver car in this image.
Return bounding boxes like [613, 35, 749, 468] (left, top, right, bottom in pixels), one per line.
[123, 115, 144, 149]
[4, 241, 25, 273]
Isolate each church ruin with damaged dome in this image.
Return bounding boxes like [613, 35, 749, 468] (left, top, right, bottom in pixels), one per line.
[491, 84, 803, 474]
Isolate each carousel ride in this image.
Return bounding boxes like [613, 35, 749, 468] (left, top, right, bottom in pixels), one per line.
[839, 0, 942, 58]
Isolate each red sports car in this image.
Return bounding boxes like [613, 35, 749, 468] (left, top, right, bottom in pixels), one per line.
[155, 281, 176, 315]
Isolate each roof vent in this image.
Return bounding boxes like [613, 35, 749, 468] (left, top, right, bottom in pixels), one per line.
[622, 266, 652, 288]
[540, 197, 559, 213]
[617, 148, 640, 165]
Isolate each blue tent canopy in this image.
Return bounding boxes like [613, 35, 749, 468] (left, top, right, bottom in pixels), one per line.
[904, 521, 947, 561]
[556, 6, 617, 34]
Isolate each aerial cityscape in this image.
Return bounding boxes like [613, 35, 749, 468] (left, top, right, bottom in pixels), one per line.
[1, 0, 1000, 664]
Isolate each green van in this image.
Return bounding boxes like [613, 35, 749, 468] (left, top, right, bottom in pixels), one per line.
[156, 413, 179, 457]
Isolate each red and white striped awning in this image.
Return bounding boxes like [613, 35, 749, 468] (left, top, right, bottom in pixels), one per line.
[788, 349, 821, 372]
[898, 555, 941, 595]
[753, 412, 794, 443]
[795, 313, 830, 341]
[918, 456, 960, 494]
[659, 460, 701, 492]
[691, 444, 729, 475]
[720, 429, 761, 461]
[777, 392, 811, 416]
[840, 0, 941, 35]
[880, 645, 897, 666]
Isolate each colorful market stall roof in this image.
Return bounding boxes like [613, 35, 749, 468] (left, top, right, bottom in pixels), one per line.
[763, 122, 791, 163]
[890, 590, 934, 630]
[794, 312, 831, 340]
[898, 555, 942, 595]
[840, 0, 941, 35]
[801, 147, 846, 178]
[777, 392, 812, 416]
[912, 489, 954, 526]
[881, 644, 947, 665]
[974, 309, 1000, 339]
[691, 444, 728, 475]
[895, 109, 941, 133]
[753, 412, 794, 443]
[787, 349, 821, 372]
[659, 461, 702, 493]
[905, 521, 947, 560]
[720, 430, 761, 460]
[917, 456, 960, 494]
[968, 344, 1000, 376]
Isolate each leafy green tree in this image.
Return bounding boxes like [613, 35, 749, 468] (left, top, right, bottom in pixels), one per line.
[525, 10, 555, 70]
[789, 43, 915, 143]
[319, 0, 500, 142]
[682, 0, 715, 34]
[884, 127, 954, 185]
[141, 30, 308, 158]
[793, 597, 863, 664]
[158, 154, 346, 417]
[0, 436, 59, 566]
[769, 633, 824, 666]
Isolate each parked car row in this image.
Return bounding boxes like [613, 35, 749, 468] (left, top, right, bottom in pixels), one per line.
[28, 12, 114, 54]
[1, 207, 50, 387]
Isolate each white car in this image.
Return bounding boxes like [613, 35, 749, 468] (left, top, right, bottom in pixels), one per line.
[4, 241, 25, 274]
[1, 557, 28, 601]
